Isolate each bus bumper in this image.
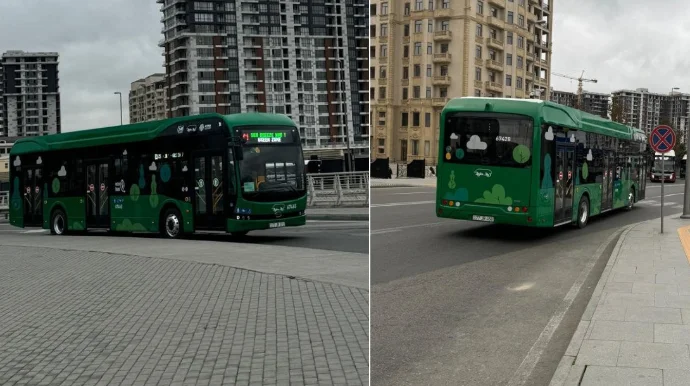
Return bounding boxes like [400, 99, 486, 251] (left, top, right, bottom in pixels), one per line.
[435, 203, 545, 227]
[227, 215, 307, 232]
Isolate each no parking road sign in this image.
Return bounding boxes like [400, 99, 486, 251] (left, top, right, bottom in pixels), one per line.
[649, 125, 676, 153]
[649, 124, 677, 235]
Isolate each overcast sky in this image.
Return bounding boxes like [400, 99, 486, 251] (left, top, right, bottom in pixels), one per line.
[0, 0, 163, 132]
[551, 0, 689, 96]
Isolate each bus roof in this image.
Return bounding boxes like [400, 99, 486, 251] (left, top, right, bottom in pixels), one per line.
[655, 150, 676, 156]
[443, 97, 640, 141]
[10, 112, 296, 155]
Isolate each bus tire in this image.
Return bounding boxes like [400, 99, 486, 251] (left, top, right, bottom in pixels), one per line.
[626, 187, 636, 211]
[576, 196, 589, 229]
[161, 208, 183, 239]
[50, 208, 67, 236]
[231, 231, 249, 237]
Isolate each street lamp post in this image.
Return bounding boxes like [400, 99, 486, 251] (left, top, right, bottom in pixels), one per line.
[114, 91, 123, 125]
[336, 58, 355, 172]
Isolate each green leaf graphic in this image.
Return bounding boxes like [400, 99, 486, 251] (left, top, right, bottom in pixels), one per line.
[582, 162, 589, 180]
[475, 184, 513, 205]
[512, 145, 531, 164]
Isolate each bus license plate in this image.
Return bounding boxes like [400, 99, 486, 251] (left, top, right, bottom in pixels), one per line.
[472, 215, 494, 222]
[269, 222, 286, 228]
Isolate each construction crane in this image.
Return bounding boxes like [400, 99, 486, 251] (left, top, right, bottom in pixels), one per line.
[551, 70, 597, 109]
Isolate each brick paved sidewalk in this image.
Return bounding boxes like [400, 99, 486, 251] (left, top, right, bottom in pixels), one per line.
[550, 215, 690, 386]
[0, 246, 369, 386]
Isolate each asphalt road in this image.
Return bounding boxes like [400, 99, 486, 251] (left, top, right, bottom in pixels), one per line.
[0, 219, 369, 254]
[371, 181, 687, 386]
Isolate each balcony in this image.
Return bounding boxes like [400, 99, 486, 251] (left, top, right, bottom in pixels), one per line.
[486, 37, 504, 50]
[434, 30, 452, 41]
[432, 75, 451, 85]
[433, 52, 452, 63]
[379, 35, 388, 43]
[487, 16, 504, 28]
[403, 36, 410, 44]
[378, 78, 387, 85]
[488, 0, 506, 8]
[475, 57, 483, 66]
[486, 59, 504, 71]
[432, 97, 450, 107]
[527, 11, 537, 21]
[485, 81, 504, 92]
[402, 79, 409, 86]
[434, 7, 453, 18]
[474, 80, 483, 89]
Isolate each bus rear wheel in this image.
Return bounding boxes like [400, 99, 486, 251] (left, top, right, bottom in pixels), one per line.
[161, 208, 183, 239]
[50, 209, 67, 235]
[576, 197, 589, 229]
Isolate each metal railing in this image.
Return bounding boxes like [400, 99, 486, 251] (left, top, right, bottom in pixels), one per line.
[0, 191, 8, 218]
[307, 172, 369, 207]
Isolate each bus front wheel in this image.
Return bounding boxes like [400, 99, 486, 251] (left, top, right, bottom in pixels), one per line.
[576, 197, 589, 229]
[161, 208, 183, 239]
[50, 209, 67, 235]
[626, 188, 636, 211]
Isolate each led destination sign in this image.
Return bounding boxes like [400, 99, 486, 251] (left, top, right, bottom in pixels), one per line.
[241, 129, 295, 144]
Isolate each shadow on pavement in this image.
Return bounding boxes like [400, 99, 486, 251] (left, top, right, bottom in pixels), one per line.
[60, 230, 296, 244]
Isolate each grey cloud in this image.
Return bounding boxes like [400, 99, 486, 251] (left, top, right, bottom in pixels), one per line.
[551, 0, 690, 95]
[0, 0, 163, 132]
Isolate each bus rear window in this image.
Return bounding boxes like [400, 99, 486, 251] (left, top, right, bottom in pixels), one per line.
[443, 113, 534, 168]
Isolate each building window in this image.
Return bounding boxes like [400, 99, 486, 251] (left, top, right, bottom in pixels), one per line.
[402, 88, 409, 99]
[413, 86, 421, 98]
[425, 112, 431, 127]
[412, 140, 419, 156]
[517, 77, 523, 89]
[402, 112, 409, 126]
[442, 0, 450, 9]
[415, 20, 423, 33]
[380, 66, 387, 79]
[506, 53, 512, 65]
[415, 0, 423, 10]
[506, 74, 512, 86]
[426, 87, 432, 98]
[381, 44, 388, 57]
[414, 42, 422, 55]
[414, 65, 421, 77]
[476, 23, 483, 37]
[424, 141, 431, 157]
[381, 24, 388, 36]
[507, 32, 513, 44]
[427, 43, 433, 55]
[370, 67, 375, 79]
[475, 89, 481, 97]
[412, 112, 420, 127]
[518, 15, 524, 26]
[404, 24, 410, 36]
[426, 65, 432, 77]
[428, 21, 434, 33]
[477, 0, 484, 14]
[441, 21, 449, 31]
[507, 11, 513, 24]
[403, 45, 409, 57]
[403, 66, 409, 79]
[475, 67, 481, 81]
[517, 56, 523, 68]
[379, 87, 386, 99]
[518, 36, 524, 48]
[475, 45, 482, 58]
[381, 2, 388, 14]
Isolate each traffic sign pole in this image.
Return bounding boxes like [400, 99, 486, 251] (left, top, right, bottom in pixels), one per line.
[682, 131, 690, 219]
[649, 125, 677, 234]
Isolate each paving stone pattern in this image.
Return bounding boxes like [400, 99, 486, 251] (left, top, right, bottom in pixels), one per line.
[0, 246, 369, 386]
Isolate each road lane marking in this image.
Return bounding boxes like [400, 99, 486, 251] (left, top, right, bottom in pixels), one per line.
[677, 225, 690, 266]
[370, 200, 435, 208]
[391, 191, 430, 195]
[506, 228, 624, 386]
[23, 229, 47, 233]
[370, 221, 448, 235]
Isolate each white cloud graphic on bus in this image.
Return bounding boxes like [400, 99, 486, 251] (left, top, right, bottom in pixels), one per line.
[450, 133, 459, 140]
[149, 162, 157, 171]
[13, 156, 21, 167]
[57, 166, 67, 177]
[466, 135, 487, 150]
[545, 127, 554, 141]
[586, 149, 593, 161]
[36, 156, 42, 164]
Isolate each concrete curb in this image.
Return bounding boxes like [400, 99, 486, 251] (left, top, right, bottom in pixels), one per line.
[307, 213, 369, 221]
[547, 221, 642, 386]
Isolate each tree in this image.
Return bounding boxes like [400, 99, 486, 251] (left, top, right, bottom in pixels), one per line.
[609, 94, 625, 124]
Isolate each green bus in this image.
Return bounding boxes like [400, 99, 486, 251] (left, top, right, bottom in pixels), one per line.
[9, 113, 307, 238]
[436, 97, 649, 228]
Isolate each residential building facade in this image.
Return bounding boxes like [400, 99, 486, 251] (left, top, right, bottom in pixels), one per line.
[157, 0, 369, 160]
[549, 88, 609, 118]
[129, 73, 168, 123]
[0, 51, 61, 137]
[370, 0, 553, 164]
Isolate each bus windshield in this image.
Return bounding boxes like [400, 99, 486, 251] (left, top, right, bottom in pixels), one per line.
[238, 127, 306, 202]
[653, 157, 674, 172]
[443, 112, 533, 168]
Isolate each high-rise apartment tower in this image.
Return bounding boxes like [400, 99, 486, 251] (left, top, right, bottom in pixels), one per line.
[157, 0, 369, 160]
[0, 50, 61, 137]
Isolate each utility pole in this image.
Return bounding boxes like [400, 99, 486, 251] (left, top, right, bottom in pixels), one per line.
[114, 91, 123, 125]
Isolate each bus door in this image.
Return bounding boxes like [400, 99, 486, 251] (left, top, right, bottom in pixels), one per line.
[22, 164, 43, 227]
[554, 144, 575, 223]
[601, 153, 614, 211]
[192, 151, 226, 230]
[85, 160, 111, 228]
